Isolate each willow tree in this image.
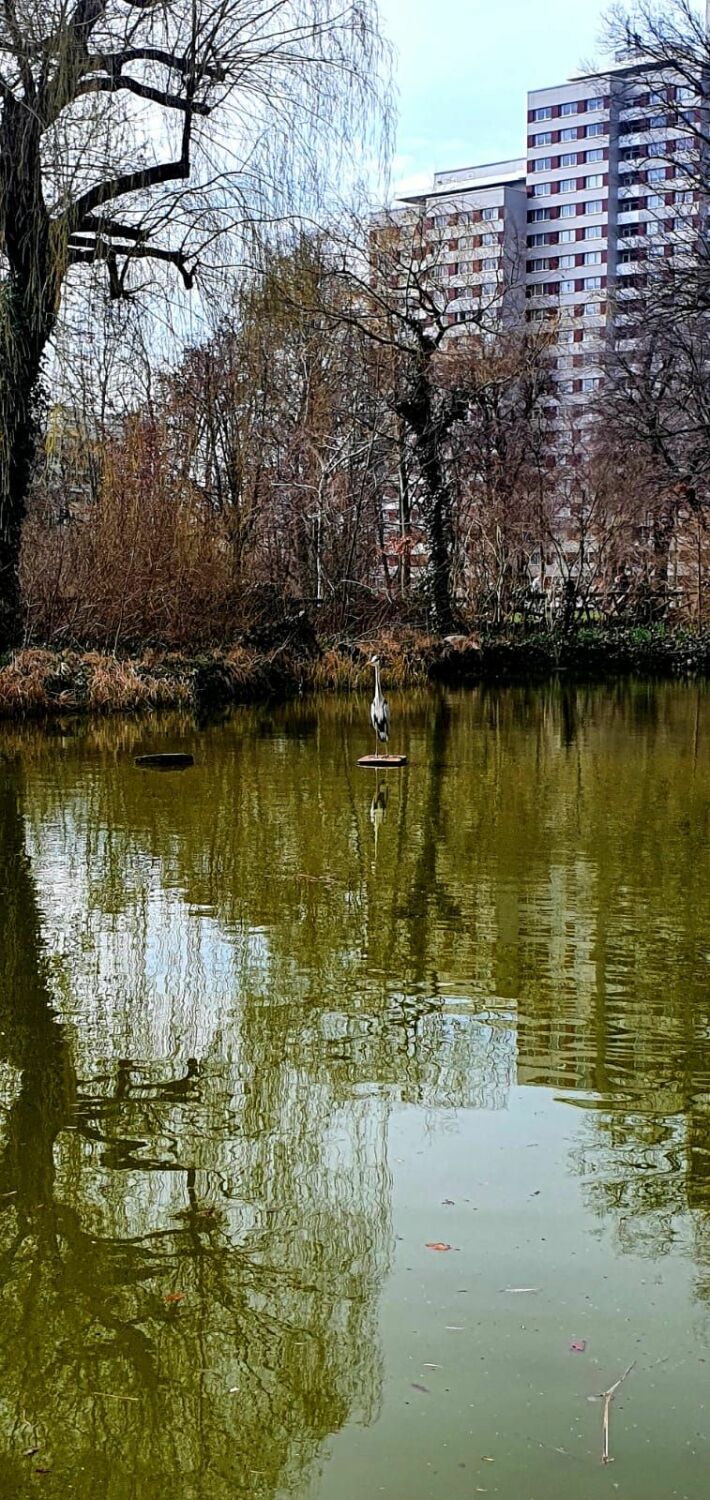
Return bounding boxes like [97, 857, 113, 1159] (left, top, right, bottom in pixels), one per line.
[0, 1, 389, 651]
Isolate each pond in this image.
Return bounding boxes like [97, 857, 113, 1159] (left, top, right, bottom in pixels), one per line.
[0, 680, 708, 1499]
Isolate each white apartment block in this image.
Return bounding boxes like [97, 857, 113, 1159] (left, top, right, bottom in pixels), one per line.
[380, 52, 701, 422]
[525, 56, 701, 415]
[376, 158, 528, 331]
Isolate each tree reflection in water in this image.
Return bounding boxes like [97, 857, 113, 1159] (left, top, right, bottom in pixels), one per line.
[0, 774, 389, 1498]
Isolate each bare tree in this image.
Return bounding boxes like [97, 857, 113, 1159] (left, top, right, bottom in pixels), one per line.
[0, 0, 390, 650]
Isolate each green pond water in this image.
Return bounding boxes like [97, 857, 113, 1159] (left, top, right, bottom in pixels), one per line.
[0, 680, 708, 1499]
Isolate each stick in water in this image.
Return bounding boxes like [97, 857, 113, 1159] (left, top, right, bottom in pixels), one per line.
[600, 1361, 636, 1464]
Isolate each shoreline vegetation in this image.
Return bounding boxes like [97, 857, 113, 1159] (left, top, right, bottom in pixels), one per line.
[0, 625, 708, 723]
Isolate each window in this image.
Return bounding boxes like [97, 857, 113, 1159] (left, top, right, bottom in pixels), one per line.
[650, 114, 667, 129]
[482, 258, 497, 271]
[648, 167, 666, 183]
[560, 279, 575, 293]
[619, 249, 637, 263]
[586, 224, 603, 238]
[676, 86, 695, 104]
[586, 122, 604, 137]
[648, 89, 666, 107]
[646, 219, 660, 235]
[586, 174, 604, 189]
[585, 276, 602, 289]
[534, 105, 552, 120]
[648, 243, 665, 257]
[582, 376, 601, 391]
[559, 228, 575, 242]
[560, 203, 577, 217]
[586, 148, 604, 162]
[584, 250, 602, 264]
[534, 131, 553, 146]
[560, 254, 575, 268]
[561, 101, 578, 116]
[588, 96, 605, 111]
[528, 232, 551, 246]
[533, 157, 552, 171]
[586, 199, 604, 214]
[560, 127, 578, 141]
[531, 257, 551, 271]
[648, 194, 664, 209]
[532, 182, 552, 196]
[482, 206, 498, 220]
[675, 189, 693, 204]
[482, 232, 496, 245]
[560, 178, 576, 192]
[561, 152, 578, 167]
[530, 208, 550, 222]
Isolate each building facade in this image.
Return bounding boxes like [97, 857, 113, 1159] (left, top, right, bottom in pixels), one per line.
[381, 51, 701, 408]
[525, 57, 701, 414]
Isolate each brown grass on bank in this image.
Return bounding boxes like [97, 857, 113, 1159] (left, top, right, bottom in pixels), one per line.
[0, 633, 439, 722]
[310, 631, 437, 692]
[0, 649, 192, 719]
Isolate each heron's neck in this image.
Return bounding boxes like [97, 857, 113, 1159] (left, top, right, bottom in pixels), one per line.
[374, 663, 381, 696]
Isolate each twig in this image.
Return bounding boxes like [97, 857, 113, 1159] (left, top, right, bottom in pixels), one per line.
[600, 1361, 636, 1464]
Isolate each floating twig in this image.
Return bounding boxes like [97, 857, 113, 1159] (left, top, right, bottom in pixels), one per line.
[600, 1361, 636, 1464]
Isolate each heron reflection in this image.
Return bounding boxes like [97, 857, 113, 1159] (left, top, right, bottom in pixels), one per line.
[369, 781, 389, 855]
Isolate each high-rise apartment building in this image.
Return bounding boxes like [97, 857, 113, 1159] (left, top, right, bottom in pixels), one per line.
[400, 158, 528, 328]
[525, 55, 700, 413]
[371, 158, 528, 336]
[379, 51, 702, 419]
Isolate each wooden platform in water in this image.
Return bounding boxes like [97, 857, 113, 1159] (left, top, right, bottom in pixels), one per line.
[357, 754, 408, 769]
[135, 753, 194, 770]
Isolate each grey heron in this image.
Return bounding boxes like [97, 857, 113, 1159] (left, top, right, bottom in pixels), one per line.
[369, 655, 390, 755]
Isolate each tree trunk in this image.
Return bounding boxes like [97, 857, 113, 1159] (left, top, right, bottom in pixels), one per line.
[0, 99, 59, 652]
[0, 325, 46, 651]
[398, 364, 457, 637]
[396, 415, 412, 599]
[417, 428, 456, 635]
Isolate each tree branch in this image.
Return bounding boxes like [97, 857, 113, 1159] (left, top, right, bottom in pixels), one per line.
[68, 233, 196, 291]
[74, 74, 211, 115]
[63, 108, 193, 230]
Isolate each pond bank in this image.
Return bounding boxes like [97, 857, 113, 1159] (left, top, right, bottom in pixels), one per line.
[0, 626, 708, 720]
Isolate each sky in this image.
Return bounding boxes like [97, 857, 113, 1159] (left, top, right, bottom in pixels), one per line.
[379, 0, 613, 196]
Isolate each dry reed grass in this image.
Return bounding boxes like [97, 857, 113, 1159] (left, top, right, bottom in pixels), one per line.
[0, 649, 191, 719]
[310, 632, 436, 692]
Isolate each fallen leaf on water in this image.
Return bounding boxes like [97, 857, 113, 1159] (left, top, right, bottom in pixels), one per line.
[23, 1448, 39, 1459]
[423, 1363, 442, 1370]
[499, 1287, 539, 1294]
[442, 1199, 455, 1206]
[570, 1339, 587, 1353]
[481, 1455, 495, 1463]
[164, 1291, 185, 1305]
[425, 1242, 452, 1252]
[411, 1383, 430, 1394]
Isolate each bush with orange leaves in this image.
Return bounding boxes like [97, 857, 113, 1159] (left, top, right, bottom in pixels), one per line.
[21, 413, 241, 651]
